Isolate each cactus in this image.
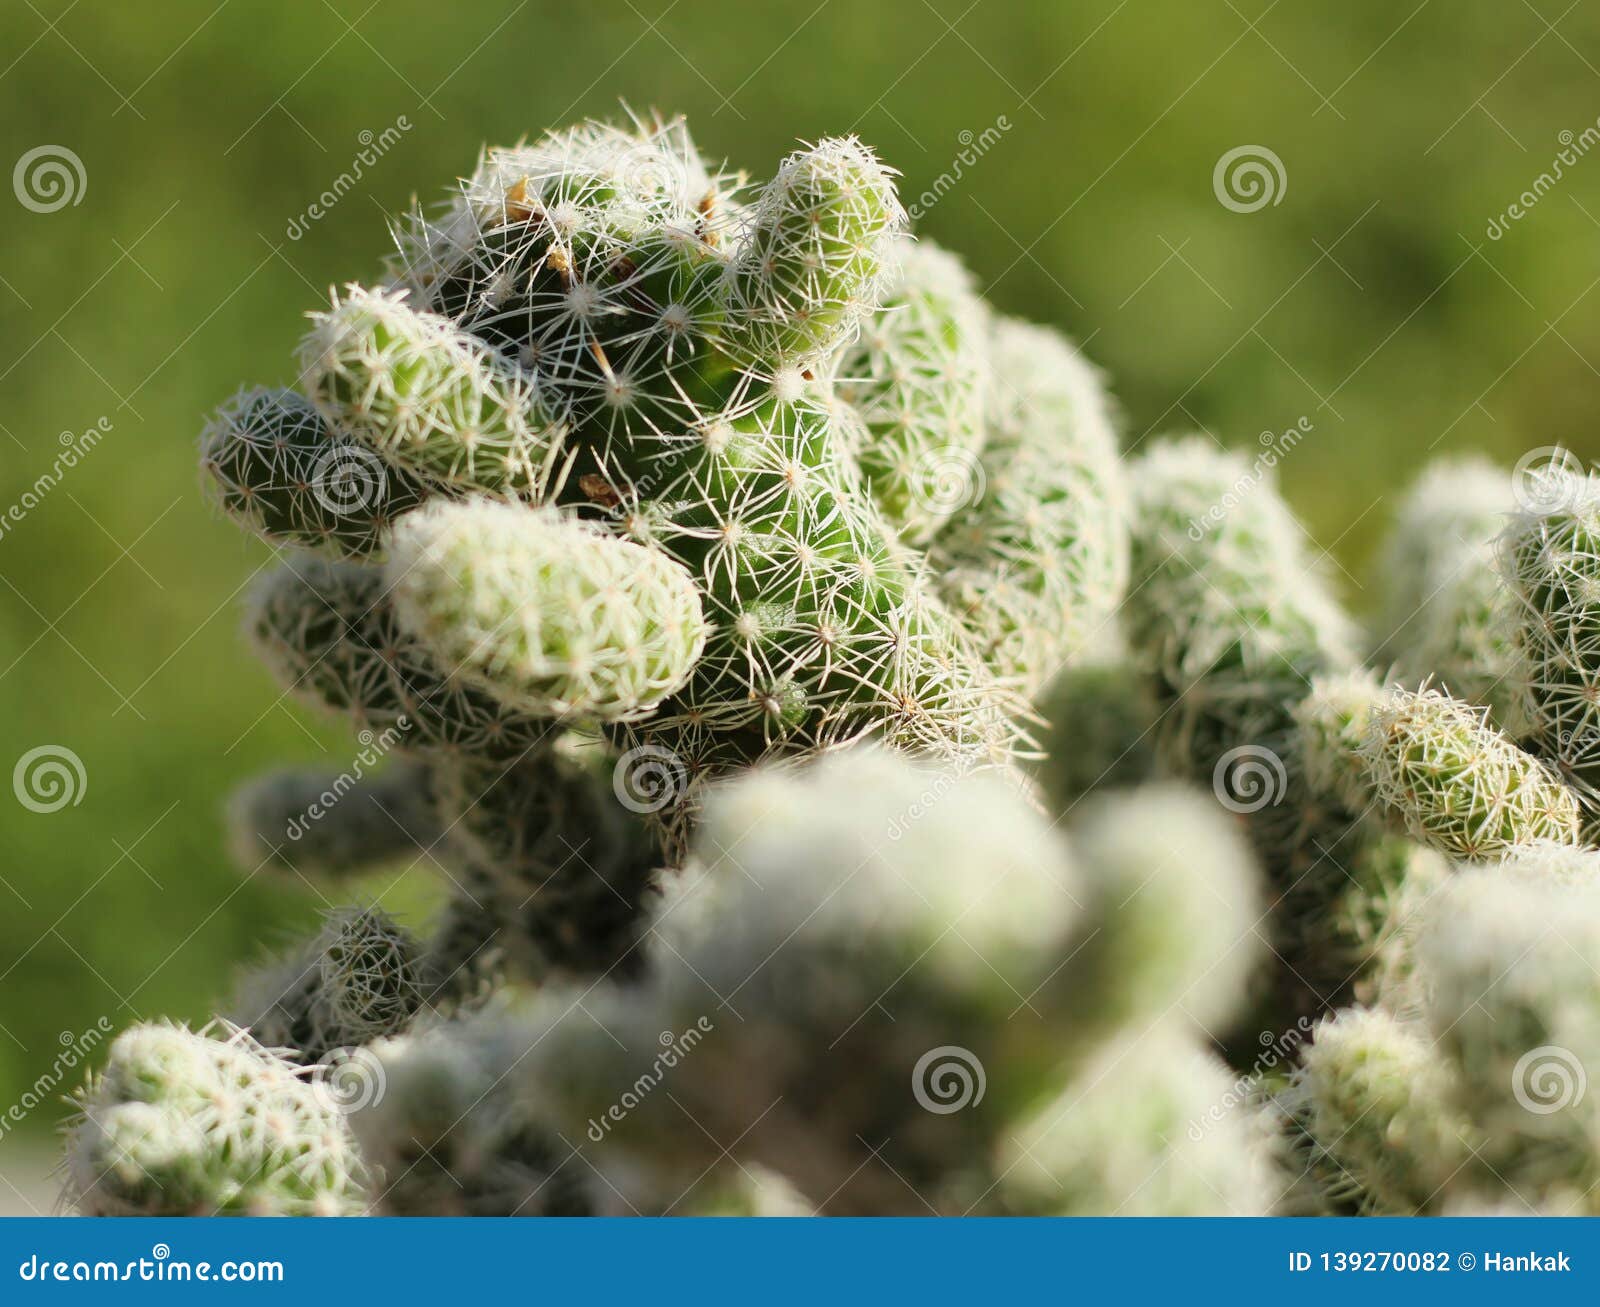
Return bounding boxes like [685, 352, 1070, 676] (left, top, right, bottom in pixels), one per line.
[1374, 457, 1519, 727]
[346, 752, 1270, 1215]
[70, 110, 1600, 1222]
[1355, 684, 1578, 858]
[1502, 463, 1600, 820]
[226, 760, 443, 878]
[64, 1022, 365, 1216]
[230, 906, 426, 1062]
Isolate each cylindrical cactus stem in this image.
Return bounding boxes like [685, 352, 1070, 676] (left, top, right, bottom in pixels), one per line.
[301, 285, 573, 496]
[1294, 668, 1385, 815]
[386, 499, 708, 721]
[64, 1021, 366, 1215]
[835, 238, 990, 544]
[1120, 437, 1360, 889]
[993, 1033, 1282, 1216]
[1502, 465, 1600, 812]
[1417, 864, 1600, 1208]
[246, 557, 556, 758]
[1290, 1007, 1474, 1215]
[1358, 684, 1581, 858]
[351, 1020, 597, 1216]
[430, 743, 662, 978]
[931, 316, 1129, 691]
[200, 387, 434, 557]
[231, 906, 426, 1062]
[720, 136, 906, 370]
[225, 759, 444, 877]
[1374, 456, 1519, 728]
[1033, 655, 1161, 813]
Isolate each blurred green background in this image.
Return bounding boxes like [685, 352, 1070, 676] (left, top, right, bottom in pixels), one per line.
[3, 0, 1600, 1203]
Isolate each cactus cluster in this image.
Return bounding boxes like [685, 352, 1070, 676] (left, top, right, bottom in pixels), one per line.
[61, 109, 1600, 1219]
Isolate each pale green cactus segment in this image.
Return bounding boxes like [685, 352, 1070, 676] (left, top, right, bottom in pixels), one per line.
[836, 239, 991, 544]
[1359, 684, 1580, 858]
[1502, 465, 1600, 811]
[1329, 835, 1449, 1013]
[1290, 1007, 1473, 1214]
[1375, 457, 1518, 727]
[1121, 437, 1359, 892]
[64, 1021, 365, 1216]
[1415, 866, 1600, 1210]
[934, 316, 1129, 691]
[1294, 668, 1385, 814]
[302, 285, 573, 496]
[224, 760, 443, 878]
[722, 136, 907, 369]
[246, 557, 555, 758]
[388, 499, 707, 721]
[199, 386, 432, 558]
[1125, 437, 1358, 709]
[996, 1033, 1283, 1216]
[1067, 783, 1261, 1036]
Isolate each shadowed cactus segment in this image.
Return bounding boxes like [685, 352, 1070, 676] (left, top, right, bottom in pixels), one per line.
[200, 387, 431, 557]
[247, 557, 556, 758]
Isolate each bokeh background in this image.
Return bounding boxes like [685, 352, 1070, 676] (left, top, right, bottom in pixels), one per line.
[3, 0, 1600, 1208]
